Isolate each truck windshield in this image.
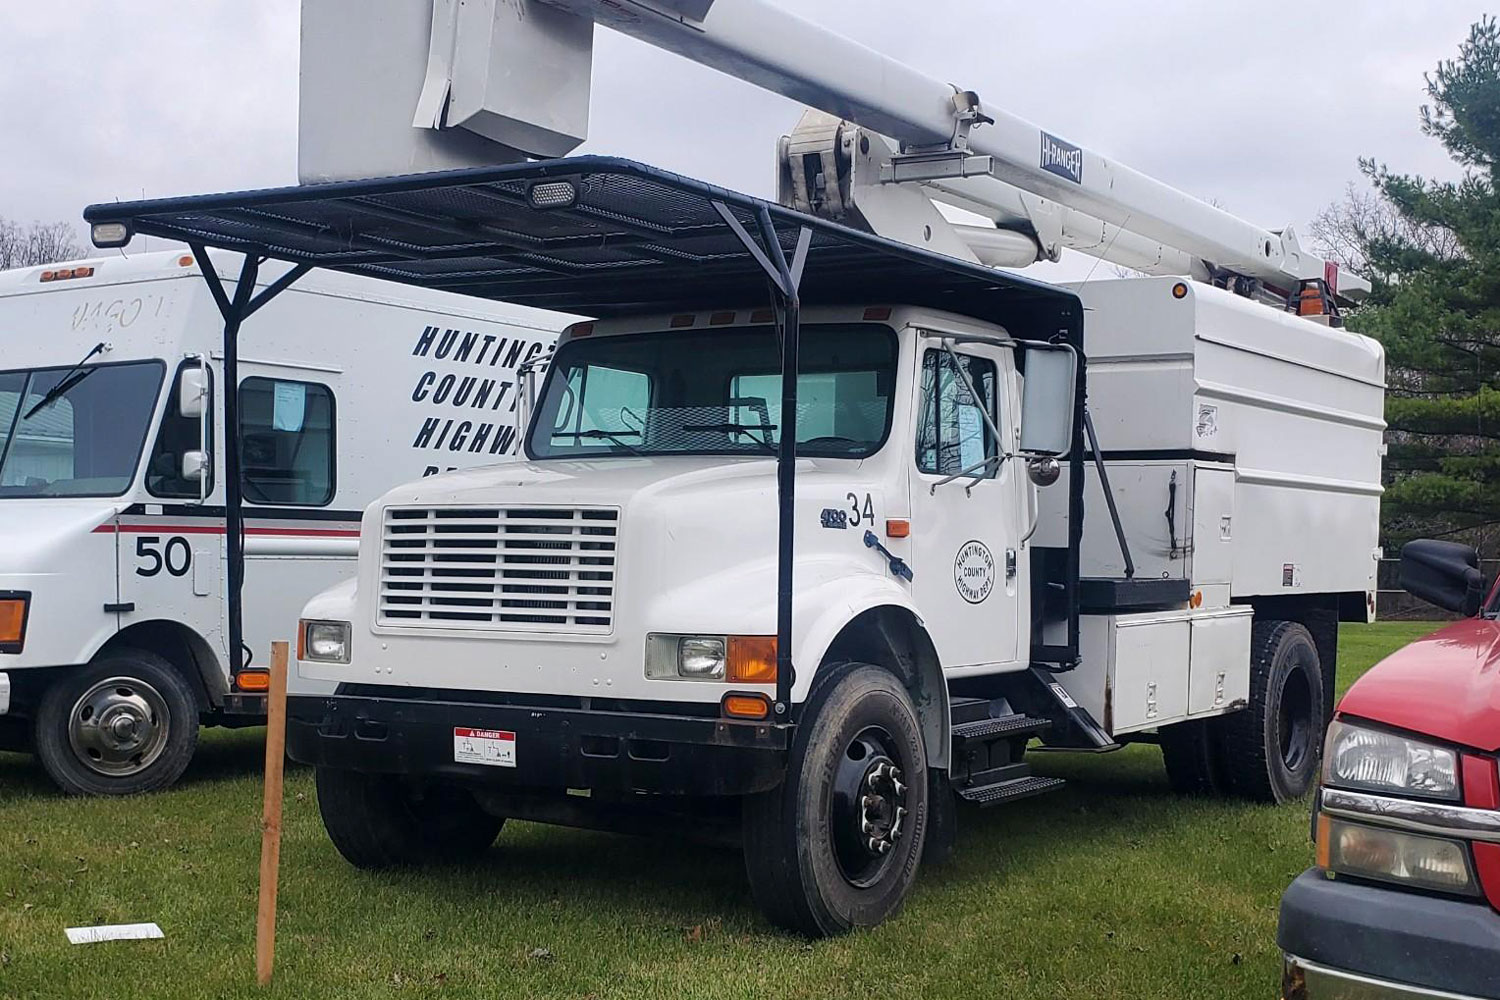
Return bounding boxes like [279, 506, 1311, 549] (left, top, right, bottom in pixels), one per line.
[528, 323, 897, 459]
[0, 361, 165, 497]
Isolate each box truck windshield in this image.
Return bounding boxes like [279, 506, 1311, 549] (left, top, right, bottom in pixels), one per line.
[0, 361, 164, 498]
[527, 322, 897, 460]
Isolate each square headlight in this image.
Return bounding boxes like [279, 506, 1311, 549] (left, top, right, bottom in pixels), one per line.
[645, 634, 727, 680]
[300, 619, 351, 664]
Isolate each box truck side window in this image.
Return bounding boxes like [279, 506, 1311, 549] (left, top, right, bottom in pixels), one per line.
[147, 363, 214, 498]
[916, 350, 1000, 477]
[0, 361, 165, 498]
[238, 377, 335, 506]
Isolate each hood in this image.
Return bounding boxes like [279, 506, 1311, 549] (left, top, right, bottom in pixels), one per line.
[1338, 618, 1500, 753]
[375, 454, 851, 508]
[0, 498, 120, 570]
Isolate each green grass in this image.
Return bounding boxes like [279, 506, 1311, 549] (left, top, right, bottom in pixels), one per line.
[0, 622, 1443, 1000]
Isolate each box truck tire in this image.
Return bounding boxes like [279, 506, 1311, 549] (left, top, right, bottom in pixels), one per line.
[741, 662, 927, 937]
[32, 651, 200, 797]
[1221, 621, 1324, 803]
[315, 767, 505, 868]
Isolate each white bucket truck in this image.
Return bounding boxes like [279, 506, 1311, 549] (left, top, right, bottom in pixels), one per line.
[0, 250, 557, 794]
[78, 0, 1383, 935]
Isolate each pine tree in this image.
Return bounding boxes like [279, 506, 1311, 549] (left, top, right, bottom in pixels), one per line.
[1349, 17, 1500, 553]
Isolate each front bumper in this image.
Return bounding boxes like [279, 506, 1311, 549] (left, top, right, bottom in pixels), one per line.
[286, 688, 791, 796]
[1279, 870, 1500, 999]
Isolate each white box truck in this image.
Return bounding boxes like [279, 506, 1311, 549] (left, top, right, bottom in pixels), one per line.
[0, 250, 559, 794]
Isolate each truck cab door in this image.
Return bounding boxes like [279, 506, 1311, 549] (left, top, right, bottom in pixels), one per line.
[908, 337, 1022, 669]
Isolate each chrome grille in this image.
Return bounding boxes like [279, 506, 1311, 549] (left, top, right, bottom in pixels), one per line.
[379, 506, 619, 633]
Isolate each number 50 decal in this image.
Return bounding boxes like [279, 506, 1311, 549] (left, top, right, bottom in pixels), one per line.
[136, 536, 192, 578]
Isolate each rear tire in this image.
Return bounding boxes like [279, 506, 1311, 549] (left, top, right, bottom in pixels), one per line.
[33, 651, 199, 796]
[742, 662, 928, 937]
[1220, 620, 1325, 803]
[315, 767, 504, 869]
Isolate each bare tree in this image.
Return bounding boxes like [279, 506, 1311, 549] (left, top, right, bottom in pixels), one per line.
[1308, 183, 1461, 273]
[0, 218, 85, 271]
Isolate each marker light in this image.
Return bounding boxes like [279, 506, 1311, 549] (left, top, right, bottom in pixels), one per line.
[528, 181, 578, 209]
[90, 221, 131, 248]
[1172, 282, 1189, 299]
[886, 519, 911, 539]
[235, 670, 272, 692]
[723, 693, 771, 720]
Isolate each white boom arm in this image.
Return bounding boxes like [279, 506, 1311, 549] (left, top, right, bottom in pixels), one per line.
[544, 0, 1364, 299]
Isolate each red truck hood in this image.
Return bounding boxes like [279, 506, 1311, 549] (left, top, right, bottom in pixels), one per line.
[1339, 618, 1500, 752]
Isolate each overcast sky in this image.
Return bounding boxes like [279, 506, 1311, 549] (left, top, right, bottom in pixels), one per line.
[0, 1, 1483, 279]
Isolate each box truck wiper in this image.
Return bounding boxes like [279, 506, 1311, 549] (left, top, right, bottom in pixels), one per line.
[568, 427, 645, 456]
[22, 341, 107, 420]
[681, 423, 778, 454]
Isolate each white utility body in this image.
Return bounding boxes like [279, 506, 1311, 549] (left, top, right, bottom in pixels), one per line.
[0, 249, 559, 794]
[77, 0, 1386, 938]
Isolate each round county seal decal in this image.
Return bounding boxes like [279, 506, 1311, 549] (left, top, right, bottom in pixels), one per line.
[953, 540, 995, 604]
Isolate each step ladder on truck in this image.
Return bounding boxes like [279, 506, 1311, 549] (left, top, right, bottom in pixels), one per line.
[80, 0, 1384, 934]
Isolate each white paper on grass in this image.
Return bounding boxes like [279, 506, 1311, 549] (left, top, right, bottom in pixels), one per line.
[65, 922, 164, 945]
[272, 381, 307, 432]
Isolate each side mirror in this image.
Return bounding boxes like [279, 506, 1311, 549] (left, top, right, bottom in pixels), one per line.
[1399, 539, 1488, 617]
[181, 450, 207, 484]
[179, 367, 208, 419]
[1019, 345, 1077, 457]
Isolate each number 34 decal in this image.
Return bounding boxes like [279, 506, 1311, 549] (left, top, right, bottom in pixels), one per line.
[846, 492, 874, 527]
[135, 536, 192, 578]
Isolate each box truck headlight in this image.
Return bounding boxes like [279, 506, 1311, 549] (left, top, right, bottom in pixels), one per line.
[298, 619, 351, 664]
[645, 635, 777, 683]
[1318, 814, 1478, 895]
[1323, 720, 1459, 800]
[0, 594, 28, 654]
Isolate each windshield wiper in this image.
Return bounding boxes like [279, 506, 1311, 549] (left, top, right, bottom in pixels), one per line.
[22, 341, 106, 420]
[682, 422, 779, 454]
[567, 427, 645, 456]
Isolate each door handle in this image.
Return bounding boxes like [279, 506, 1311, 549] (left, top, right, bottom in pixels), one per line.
[1006, 548, 1017, 581]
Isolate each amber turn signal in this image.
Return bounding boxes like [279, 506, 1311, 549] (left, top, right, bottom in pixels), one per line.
[723, 693, 771, 720]
[1315, 812, 1331, 869]
[727, 636, 777, 684]
[236, 670, 272, 693]
[886, 518, 910, 539]
[0, 597, 27, 649]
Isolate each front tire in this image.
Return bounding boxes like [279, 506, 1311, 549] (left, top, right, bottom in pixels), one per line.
[315, 767, 504, 869]
[1220, 620, 1325, 802]
[33, 651, 199, 796]
[742, 662, 928, 937]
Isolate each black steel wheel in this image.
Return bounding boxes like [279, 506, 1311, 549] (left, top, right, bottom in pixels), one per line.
[1221, 620, 1326, 802]
[742, 662, 928, 937]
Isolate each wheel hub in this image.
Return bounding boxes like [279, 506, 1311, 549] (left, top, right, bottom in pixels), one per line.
[68, 677, 171, 777]
[831, 728, 909, 887]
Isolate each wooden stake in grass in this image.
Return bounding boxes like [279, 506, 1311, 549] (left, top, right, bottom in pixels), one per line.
[255, 641, 290, 987]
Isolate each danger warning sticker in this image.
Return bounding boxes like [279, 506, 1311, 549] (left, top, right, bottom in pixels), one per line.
[453, 727, 516, 768]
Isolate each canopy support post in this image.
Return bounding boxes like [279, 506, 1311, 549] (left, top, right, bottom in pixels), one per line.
[187, 245, 310, 686]
[712, 203, 812, 718]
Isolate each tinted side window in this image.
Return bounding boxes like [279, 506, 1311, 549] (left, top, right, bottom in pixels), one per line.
[916, 350, 999, 477]
[239, 377, 335, 506]
[147, 364, 213, 498]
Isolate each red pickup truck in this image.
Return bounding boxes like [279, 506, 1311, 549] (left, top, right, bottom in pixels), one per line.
[1279, 540, 1500, 999]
